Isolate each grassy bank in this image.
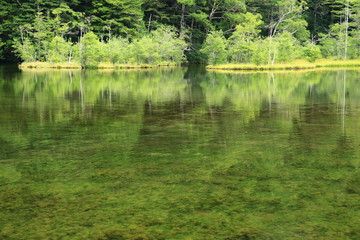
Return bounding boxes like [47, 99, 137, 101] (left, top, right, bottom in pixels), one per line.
[97, 62, 178, 69]
[19, 62, 179, 70]
[19, 62, 82, 69]
[207, 67, 360, 75]
[206, 59, 360, 71]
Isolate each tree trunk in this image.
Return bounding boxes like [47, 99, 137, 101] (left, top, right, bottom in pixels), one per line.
[180, 4, 186, 37]
[148, 14, 152, 32]
[344, 0, 350, 60]
[272, 42, 277, 65]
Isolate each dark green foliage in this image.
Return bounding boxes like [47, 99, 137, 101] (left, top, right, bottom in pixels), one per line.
[2, 0, 360, 63]
[88, 0, 145, 37]
[13, 26, 187, 66]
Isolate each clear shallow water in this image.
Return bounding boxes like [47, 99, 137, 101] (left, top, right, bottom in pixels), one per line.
[0, 66, 359, 239]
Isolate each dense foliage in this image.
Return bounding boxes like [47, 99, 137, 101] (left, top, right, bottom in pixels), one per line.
[13, 22, 187, 66]
[2, 0, 360, 64]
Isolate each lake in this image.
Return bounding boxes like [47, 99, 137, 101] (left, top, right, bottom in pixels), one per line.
[0, 66, 359, 239]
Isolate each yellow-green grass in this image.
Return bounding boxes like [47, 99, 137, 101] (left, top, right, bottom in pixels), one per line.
[207, 66, 360, 75]
[19, 62, 146, 70]
[19, 62, 179, 70]
[97, 62, 178, 69]
[20, 68, 82, 73]
[19, 61, 82, 69]
[157, 62, 178, 67]
[206, 59, 360, 71]
[97, 63, 156, 69]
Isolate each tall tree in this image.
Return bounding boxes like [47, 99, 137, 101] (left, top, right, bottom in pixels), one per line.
[88, 0, 145, 38]
[228, 13, 263, 63]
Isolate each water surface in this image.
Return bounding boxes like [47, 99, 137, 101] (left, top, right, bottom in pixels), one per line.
[0, 66, 359, 239]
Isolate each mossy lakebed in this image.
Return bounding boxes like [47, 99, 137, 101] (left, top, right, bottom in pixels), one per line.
[1, 67, 360, 239]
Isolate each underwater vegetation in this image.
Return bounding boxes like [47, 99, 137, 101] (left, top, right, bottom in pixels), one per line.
[0, 67, 360, 239]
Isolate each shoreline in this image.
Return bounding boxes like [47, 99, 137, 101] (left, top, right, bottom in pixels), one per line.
[19, 62, 179, 70]
[206, 59, 360, 71]
[207, 67, 360, 75]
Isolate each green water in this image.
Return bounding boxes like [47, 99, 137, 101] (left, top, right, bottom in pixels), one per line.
[0, 66, 359, 240]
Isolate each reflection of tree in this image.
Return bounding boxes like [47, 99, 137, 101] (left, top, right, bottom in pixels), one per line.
[199, 69, 360, 239]
[200, 69, 360, 180]
[290, 70, 360, 154]
[200, 71, 324, 124]
[12, 68, 188, 119]
[3, 67, 360, 171]
[1, 68, 360, 239]
[0, 68, 189, 162]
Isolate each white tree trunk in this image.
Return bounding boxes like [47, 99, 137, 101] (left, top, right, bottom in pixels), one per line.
[344, 0, 350, 60]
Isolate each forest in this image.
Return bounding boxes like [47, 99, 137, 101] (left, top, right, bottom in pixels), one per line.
[1, 0, 360, 66]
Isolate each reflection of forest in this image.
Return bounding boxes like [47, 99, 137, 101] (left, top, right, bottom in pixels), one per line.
[201, 70, 356, 123]
[4, 68, 360, 118]
[198, 69, 360, 169]
[12, 68, 188, 116]
[1, 68, 360, 150]
[1, 68, 360, 239]
[0, 67, 189, 160]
